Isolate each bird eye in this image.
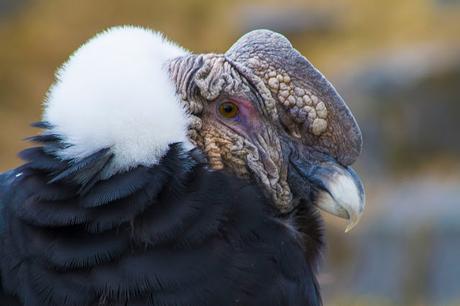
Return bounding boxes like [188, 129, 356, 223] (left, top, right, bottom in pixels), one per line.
[218, 101, 239, 119]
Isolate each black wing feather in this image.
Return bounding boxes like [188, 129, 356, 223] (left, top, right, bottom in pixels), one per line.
[0, 130, 323, 306]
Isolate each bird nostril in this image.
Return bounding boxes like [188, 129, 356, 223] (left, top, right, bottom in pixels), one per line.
[279, 110, 303, 140]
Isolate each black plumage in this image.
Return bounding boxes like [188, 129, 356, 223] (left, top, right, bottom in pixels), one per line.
[0, 126, 323, 306]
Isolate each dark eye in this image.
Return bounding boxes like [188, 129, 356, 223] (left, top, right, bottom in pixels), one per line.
[218, 101, 239, 119]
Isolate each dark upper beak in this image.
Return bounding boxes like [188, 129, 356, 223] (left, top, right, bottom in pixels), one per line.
[288, 150, 365, 232]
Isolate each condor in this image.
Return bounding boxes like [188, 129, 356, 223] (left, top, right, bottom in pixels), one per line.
[0, 26, 364, 306]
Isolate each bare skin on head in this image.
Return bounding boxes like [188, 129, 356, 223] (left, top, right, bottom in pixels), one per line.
[169, 30, 365, 230]
[170, 53, 292, 211]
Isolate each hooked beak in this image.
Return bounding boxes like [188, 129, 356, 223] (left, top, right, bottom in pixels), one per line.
[289, 156, 365, 232]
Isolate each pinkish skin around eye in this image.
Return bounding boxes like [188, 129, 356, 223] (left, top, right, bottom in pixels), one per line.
[215, 97, 262, 138]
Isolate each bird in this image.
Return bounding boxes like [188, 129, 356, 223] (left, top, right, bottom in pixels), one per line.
[0, 26, 364, 306]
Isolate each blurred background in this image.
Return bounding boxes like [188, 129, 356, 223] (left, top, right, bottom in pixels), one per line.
[0, 0, 459, 305]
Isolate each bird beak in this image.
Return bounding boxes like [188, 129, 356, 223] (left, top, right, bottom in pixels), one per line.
[289, 157, 365, 232]
[311, 163, 365, 232]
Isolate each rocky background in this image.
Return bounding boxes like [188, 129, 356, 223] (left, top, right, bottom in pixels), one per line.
[1, 0, 459, 305]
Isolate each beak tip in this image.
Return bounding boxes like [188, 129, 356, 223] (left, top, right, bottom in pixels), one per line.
[344, 197, 365, 233]
[344, 213, 362, 233]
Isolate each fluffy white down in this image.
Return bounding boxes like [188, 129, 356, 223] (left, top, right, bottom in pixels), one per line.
[44, 26, 191, 174]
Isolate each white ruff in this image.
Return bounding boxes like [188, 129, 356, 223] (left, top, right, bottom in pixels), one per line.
[43, 26, 191, 174]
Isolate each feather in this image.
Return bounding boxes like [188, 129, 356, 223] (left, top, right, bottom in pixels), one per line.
[18, 147, 65, 172]
[79, 165, 150, 208]
[48, 148, 112, 185]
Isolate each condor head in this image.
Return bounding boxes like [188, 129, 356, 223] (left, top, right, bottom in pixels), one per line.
[169, 30, 365, 231]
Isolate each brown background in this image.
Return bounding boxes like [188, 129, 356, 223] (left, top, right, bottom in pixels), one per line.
[1, 1, 459, 305]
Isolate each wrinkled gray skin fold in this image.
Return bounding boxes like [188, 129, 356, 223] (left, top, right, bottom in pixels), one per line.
[168, 29, 365, 231]
[226, 30, 362, 165]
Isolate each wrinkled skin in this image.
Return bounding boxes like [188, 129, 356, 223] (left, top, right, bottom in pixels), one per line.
[169, 30, 364, 226]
